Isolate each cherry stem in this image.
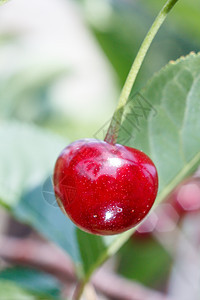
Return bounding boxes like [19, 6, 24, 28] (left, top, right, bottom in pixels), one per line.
[74, 1, 180, 299]
[104, 0, 180, 145]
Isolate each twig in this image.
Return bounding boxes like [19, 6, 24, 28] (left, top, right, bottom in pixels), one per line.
[0, 235, 175, 300]
[0, 236, 76, 283]
[93, 267, 174, 300]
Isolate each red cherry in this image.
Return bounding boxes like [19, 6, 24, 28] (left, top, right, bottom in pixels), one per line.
[53, 139, 158, 235]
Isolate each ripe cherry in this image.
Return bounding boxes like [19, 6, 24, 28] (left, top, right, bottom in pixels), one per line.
[53, 139, 158, 235]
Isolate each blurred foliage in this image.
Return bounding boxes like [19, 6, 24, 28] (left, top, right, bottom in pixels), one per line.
[141, 0, 200, 42]
[0, 0, 10, 5]
[0, 267, 61, 299]
[0, 281, 44, 300]
[0, 121, 80, 262]
[0, 121, 66, 207]
[0, 65, 66, 124]
[14, 183, 80, 263]
[118, 237, 171, 288]
[0, 0, 200, 297]
[78, 0, 200, 91]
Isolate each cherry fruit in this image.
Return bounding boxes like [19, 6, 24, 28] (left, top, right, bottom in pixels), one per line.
[53, 139, 158, 235]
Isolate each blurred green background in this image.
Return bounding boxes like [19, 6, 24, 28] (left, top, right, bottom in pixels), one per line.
[0, 0, 199, 141]
[0, 0, 199, 298]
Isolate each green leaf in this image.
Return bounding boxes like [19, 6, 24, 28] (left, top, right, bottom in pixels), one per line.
[119, 52, 200, 203]
[118, 238, 171, 287]
[76, 229, 107, 276]
[0, 281, 39, 300]
[0, 267, 61, 299]
[77, 53, 200, 279]
[0, 121, 80, 262]
[14, 183, 80, 262]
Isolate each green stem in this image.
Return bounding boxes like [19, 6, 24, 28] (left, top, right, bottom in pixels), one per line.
[74, 1, 180, 299]
[73, 281, 86, 300]
[104, 0, 179, 144]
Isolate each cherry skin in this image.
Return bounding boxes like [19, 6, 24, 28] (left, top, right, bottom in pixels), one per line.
[53, 139, 158, 235]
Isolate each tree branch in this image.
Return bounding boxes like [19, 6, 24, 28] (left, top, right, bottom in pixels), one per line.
[0, 235, 175, 300]
[0, 236, 76, 283]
